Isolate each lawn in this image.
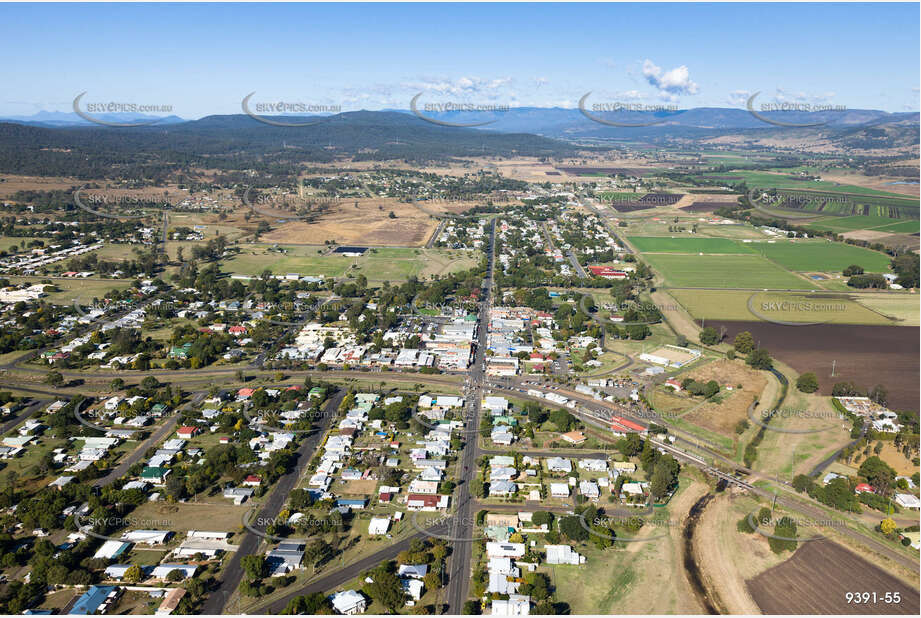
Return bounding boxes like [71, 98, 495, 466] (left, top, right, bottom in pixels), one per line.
[748, 240, 892, 272]
[642, 253, 819, 289]
[3, 276, 133, 305]
[628, 236, 752, 254]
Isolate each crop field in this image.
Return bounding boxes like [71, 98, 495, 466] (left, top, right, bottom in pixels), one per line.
[667, 289, 908, 326]
[704, 170, 910, 198]
[747, 540, 920, 615]
[804, 214, 918, 233]
[642, 253, 818, 289]
[628, 236, 752, 254]
[749, 240, 892, 272]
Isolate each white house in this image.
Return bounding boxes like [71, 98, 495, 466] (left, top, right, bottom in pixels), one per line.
[330, 590, 367, 615]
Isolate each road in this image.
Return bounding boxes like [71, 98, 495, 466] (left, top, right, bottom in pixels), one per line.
[92, 392, 209, 488]
[443, 218, 495, 614]
[201, 389, 344, 614]
[0, 396, 49, 435]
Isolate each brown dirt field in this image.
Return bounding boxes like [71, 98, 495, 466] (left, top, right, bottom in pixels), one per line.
[340, 479, 377, 495]
[747, 538, 920, 614]
[0, 174, 81, 197]
[693, 493, 787, 613]
[681, 359, 768, 436]
[705, 321, 920, 411]
[259, 197, 438, 246]
[129, 501, 249, 533]
[841, 229, 899, 242]
[820, 172, 919, 198]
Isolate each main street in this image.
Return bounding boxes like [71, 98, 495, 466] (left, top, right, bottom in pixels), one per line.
[444, 217, 495, 614]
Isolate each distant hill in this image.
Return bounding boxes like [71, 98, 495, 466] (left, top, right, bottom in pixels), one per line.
[0, 111, 580, 179]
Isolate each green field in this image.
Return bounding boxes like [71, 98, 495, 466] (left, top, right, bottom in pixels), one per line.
[628, 236, 752, 254]
[703, 170, 909, 198]
[642, 253, 819, 289]
[804, 214, 915, 233]
[221, 245, 476, 282]
[873, 220, 921, 233]
[668, 289, 909, 326]
[749, 240, 892, 272]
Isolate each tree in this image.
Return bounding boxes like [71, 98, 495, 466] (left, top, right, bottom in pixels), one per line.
[869, 384, 889, 406]
[880, 518, 897, 535]
[796, 372, 819, 393]
[241, 554, 266, 581]
[559, 515, 588, 541]
[859, 456, 895, 493]
[166, 569, 185, 582]
[362, 565, 405, 611]
[699, 326, 720, 345]
[45, 371, 64, 387]
[733, 331, 755, 354]
[124, 564, 143, 583]
[768, 516, 797, 554]
[746, 348, 773, 370]
[842, 264, 864, 276]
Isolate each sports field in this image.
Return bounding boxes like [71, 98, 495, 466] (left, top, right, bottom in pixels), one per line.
[749, 240, 892, 272]
[642, 253, 819, 289]
[627, 236, 752, 254]
[221, 245, 476, 282]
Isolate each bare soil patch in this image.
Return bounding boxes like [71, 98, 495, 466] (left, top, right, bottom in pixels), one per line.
[340, 479, 378, 495]
[704, 321, 920, 411]
[681, 359, 768, 437]
[747, 538, 920, 614]
[260, 197, 438, 246]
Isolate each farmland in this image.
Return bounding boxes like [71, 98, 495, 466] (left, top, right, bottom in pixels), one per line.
[747, 240, 893, 272]
[705, 321, 920, 411]
[627, 236, 752, 254]
[703, 170, 912, 198]
[747, 540, 920, 614]
[641, 253, 818, 289]
[667, 289, 915, 326]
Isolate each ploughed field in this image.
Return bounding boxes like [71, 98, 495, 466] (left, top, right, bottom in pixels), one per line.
[704, 321, 920, 411]
[747, 539, 920, 614]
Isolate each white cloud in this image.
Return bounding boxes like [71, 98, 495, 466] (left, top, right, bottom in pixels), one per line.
[727, 90, 751, 106]
[773, 88, 836, 104]
[403, 76, 513, 97]
[642, 59, 699, 96]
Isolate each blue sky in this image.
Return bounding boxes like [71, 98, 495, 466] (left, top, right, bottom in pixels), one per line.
[1, 2, 918, 118]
